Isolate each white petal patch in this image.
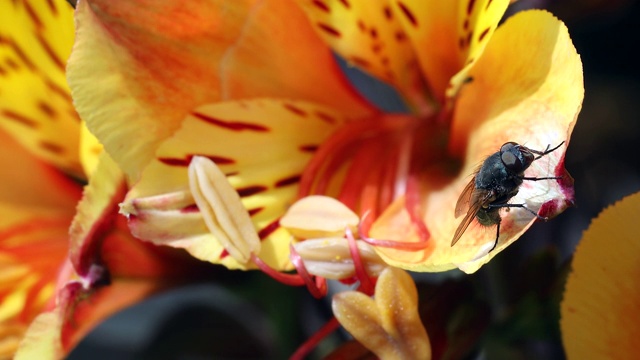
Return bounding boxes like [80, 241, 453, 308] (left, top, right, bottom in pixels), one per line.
[188, 156, 260, 263]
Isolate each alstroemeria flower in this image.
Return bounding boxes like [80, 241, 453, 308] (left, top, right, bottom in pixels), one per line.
[560, 192, 640, 359]
[67, 1, 583, 273]
[1, 1, 209, 357]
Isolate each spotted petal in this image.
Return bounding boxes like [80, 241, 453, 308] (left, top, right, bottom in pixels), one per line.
[370, 10, 583, 273]
[391, 0, 509, 102]
[68, 0, 374, 183]
[296, 0, 426, 105]
[0, 0, 83, 177]
[121, 99, 347, 270]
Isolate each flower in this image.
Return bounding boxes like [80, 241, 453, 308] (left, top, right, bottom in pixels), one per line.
[67, 0, 582, 276]
[560, 192, 640, 359]
[1, 1, 209, 357]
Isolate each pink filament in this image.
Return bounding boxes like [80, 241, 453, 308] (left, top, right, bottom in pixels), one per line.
[290, 317, 340, 360]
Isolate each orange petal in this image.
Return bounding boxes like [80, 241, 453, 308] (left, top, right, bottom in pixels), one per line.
[561, 192, 640, 359]
[68, 0, 374, 182]
[371, 10, 583, 273]
[0, 0, 83, 177]
[391, 0, 509, 101]
[296, 0, 427, 106]
[332, 267, 431, 359]
[121, 99, 347, 270]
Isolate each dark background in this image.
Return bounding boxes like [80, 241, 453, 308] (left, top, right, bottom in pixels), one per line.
[68, 1, 640, 359]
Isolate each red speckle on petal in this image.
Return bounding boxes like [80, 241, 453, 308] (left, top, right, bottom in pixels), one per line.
[299, 144, 319, 153]
[314, 111, 337, 124]
[283, 103, 308, 117]
[248, 207, 264, 216]
[258, 219, 280, 240]
[39, 141, 64, 154]
[395, 30, 407, 42]
[236, 185, 268, 197]
[397, 2, 417, 27]
[38, 101, 57, 118]
[478, 27, 490, 42]
[275, 175, 301, 188]
[317, 23, 342, 37]
[24, 1, 43, 29]
[46, 0, 58, 15]
[350, 56, 371, 68]
[312, 0, 330, 13]
[467, 0, 476, 16]
[219, 249, 229, 259]
[1, 109, 38, 127]
[36, 33, 65, 71]
[383, 6, 393, 20]
[538, 200, 561, 219]
[338, 0, 350, 9]
[192, 112, 269, 132]
[158, 154, 236, 167]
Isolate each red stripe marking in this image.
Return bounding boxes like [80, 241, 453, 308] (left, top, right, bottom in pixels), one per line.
[24, 1, 44, 29]
[317, 23, 341, 37]
[36, 33, 65, 71]
[38, 101, 57, 118]
[338, 0, 350, 8]
[299, 144, 319, 153]
[258, 219, 280, 240]
[283, 103, 308, 117]
[2, 110, 38, 127]
[6, 58, 19, 70]
[395, 30, 407, 42]
[486, 0, 493, 10]
[397, 2, 417, 27]
[39, 141, 65, 154]
[237, 185, 268, 197]
[248, 207, 265, 216]
[192, 112, 269, 132]
[312, 0, 330, 12]
[46, 0, 58, 15]
[314, 111, 336, 124]
[158, 154, 236, 167]
[0, 37, 36, 70]
[478, 27, 490, 42]
[383, 6, 393, 20]
[275, 175, 301, 188]
[467, 0, 476, 15]
[350, 56, 371, 68]
[46, 80, 73, 102]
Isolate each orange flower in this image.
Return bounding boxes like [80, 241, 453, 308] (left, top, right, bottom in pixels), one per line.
[67, 1, 583, 274]
[561, 192, 640, 359]
[1, 1, 208, 357]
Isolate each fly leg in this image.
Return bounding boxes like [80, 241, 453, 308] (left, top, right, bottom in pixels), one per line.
[527, 141, 564, 159]
[489, 219, 500, 253]
[521, 175, 563, 181]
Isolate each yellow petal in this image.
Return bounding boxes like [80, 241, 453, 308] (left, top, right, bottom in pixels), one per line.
[121, 99, 346, 270]
[371, 10, 583, 273]
[68, 0, 374, 182]
[0, 0, 82, 177]
[391, 0, 509, 101]
[296, 0, 425, 103]
[333, 267, 431, 359]
[14, 308, 62, 360]
[561, 192, 640, 359]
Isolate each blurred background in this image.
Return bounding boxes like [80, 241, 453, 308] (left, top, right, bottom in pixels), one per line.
[67, 0, 640, 359]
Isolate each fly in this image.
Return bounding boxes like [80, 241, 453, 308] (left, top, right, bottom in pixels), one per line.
[451, 141, 564, 251]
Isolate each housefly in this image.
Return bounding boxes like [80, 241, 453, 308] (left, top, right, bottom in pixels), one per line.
[451, 141, 564, 251]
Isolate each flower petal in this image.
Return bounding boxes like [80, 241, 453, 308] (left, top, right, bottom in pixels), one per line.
[332, 267, 431, 359]
[296, 0, 425, 102]
[68, 0, 374, 182]
[0, 0, 82, 176]
[561, 192, 640, 359]
[280, 195, 360, 239]
[391, 0, 509, 101]
[121, 99, 346, 270]
[371, 10, 583, 273]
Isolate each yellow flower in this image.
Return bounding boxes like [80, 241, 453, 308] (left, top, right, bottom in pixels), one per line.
[67, 1, 583, 273]
[561, 192, 640, 359]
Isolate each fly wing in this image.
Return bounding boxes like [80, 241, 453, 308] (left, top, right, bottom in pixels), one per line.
[451, 189, 495, 247]
[455, 177, 476, 218]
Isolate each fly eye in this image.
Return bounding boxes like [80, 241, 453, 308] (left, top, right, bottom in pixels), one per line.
[501, 150, 523, 170]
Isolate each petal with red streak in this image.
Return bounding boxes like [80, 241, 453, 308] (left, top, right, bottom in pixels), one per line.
[121, 99, 346, 271]
[391, 0, 509, 102]
[371, 10, 583, 273]
[296, 0, 426, 105]
[68, 0, 374, 183]
[0, 0, 82, 177]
